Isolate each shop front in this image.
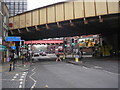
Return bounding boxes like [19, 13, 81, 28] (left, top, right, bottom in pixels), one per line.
[2, 41, 11, 63]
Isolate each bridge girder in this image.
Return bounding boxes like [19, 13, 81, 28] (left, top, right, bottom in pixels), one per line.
[8, 13, 119, 40]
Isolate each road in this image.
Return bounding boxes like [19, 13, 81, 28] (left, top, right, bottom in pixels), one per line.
[1, 54, 118, 89]
[25, 56, 118, 88]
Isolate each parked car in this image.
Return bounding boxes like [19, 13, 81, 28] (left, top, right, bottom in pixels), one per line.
[39, 51, 43, 55]
[33, 52, 39, 57]
[41, 52, 46, 56]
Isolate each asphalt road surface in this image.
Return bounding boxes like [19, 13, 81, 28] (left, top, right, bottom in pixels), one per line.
[25, 60, 118, 88]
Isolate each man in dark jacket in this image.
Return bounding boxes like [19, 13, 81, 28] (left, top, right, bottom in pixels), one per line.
[9, 50, 15, 71]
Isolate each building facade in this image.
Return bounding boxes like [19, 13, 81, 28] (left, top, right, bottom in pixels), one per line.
[0, 1, 3, 63]
[0, 1, 9, 63]
[5, 0, 27, 16]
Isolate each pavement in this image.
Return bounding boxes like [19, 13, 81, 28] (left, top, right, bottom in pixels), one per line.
[1, 59, 31, 89]
[65, 57, 119, 74]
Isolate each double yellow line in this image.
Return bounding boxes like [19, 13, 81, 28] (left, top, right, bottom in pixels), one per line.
[0, 66, 9, 72]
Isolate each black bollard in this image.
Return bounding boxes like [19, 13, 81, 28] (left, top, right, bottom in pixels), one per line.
[22, 59, 24, 64]
[13, 61, 15, 70]
[9, 63, 12, 71]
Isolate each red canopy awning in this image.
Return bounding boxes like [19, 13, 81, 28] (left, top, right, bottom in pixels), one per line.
[25, 40, 63, 44]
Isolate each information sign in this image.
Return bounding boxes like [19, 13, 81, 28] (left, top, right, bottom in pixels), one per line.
[6, 37, 21, 41]
[11, 46, 16, 50]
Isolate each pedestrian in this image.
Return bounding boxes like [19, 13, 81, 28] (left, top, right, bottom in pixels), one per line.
[9, 50, 15, 71]
[56, 54, 62, 62]
[78, 48, 83, 60]
[14, 52, 18, 63]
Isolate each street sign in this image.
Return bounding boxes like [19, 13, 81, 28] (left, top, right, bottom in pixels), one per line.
[11, 46, 16, 50]
[75, 55, 79, 58]
[6, 36, 21, 41]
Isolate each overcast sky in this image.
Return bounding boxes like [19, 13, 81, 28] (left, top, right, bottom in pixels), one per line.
[28, 0, 67, 10]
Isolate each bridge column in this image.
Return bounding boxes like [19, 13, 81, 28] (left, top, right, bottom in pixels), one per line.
[10, 30, 14, 35]
[102, 32, 119, 56]
[57, 22, 62, 28]
[26, 27, 30, 32]
[35, 26, 40, 31]
[18, 29, 21, 33]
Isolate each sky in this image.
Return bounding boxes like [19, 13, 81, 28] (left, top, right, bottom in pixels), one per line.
[28, 0, 67, 10]
[27, 0, 119, 10]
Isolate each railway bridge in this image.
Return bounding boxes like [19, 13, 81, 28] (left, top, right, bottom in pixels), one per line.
[8, 1, 119, 47]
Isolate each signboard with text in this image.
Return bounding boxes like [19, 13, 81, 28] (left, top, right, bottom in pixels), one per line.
[6, 36, 21, 41]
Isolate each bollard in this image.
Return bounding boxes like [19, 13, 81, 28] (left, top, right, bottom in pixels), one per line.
[9, 62, 12, 71]
[75, 55, 79, 62]
[13, 61, 15, 70]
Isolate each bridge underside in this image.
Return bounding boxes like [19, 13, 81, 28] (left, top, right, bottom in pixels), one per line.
[9, 14, 119, 40]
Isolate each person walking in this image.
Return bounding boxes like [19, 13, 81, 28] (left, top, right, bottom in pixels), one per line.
[56, 54, 62, 62]
[78, 48, 83, 60]
[9, 50, 15, 71]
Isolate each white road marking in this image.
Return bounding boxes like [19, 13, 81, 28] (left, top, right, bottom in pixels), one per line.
[0, 79, 20, 81]
[45, 85, 49, 88]
[11, 79, 15, 81]
[13, 76, 17, 79]
[89, 66, 119, 75]
[1, 79, 19, 81]
[16, 74, 19, 76]
[21, 76, 24, 78]
[82, 66, 89, 69]
[94, 66, 102, 69]
[19, 79, 23, 81]
[23, 72, 28, 88]
[22, 74, 25, 76]
[102, 70, 119, 75]
[29, 68, 37, 89]
[19, 85, 22, 88]
[20, 82, 23, 85]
